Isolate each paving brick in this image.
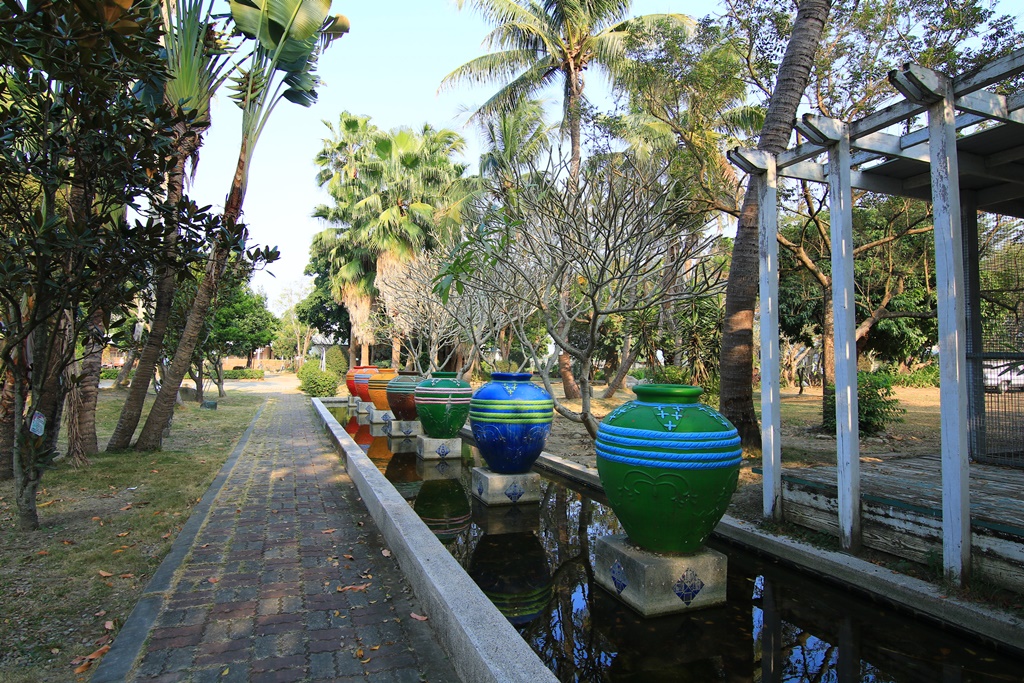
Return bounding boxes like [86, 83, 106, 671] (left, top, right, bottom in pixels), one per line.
[109, 392, 458, 682]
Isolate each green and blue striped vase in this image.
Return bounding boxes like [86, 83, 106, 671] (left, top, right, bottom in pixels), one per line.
[414, 372, 472, 438]
[596, 384, 741, 554]
[469, 372, 553, 474]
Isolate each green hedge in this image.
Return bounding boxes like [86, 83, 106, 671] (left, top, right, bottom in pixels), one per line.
[222, 369, 264, 380]
[299, 366, 340, 397]
[100, 367, 135, 380]
[889, 363, 940, 388]
[324, 346, 348, 376]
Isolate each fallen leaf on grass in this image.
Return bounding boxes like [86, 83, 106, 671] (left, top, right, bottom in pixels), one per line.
[356, 648, 363, 658]
[98, 571, 113, 578]
[95, 610, 106, 617]
[361, 658, 372, 663]
[36, 550, 49, 556]
[208, 577, 220, 584]
[410, 613, 428, 621]
[37, 500, 57, 508]
[73, 661, 92, 674]
[221, 669, 229, 677]
[343, 554, 354, 560]
[161, 533, 171, 539]
[119, 573, 134, 579]
[93, 635, 110, 646]
[104, 621, 114, 631]
[117, 532, 130, 537]
[91, 517, 101, 521]
[321, 529, 336, 534]
[370, 645, 380, 651]
[381, 549, 391, 558]
[86, 645, 110, 660]
[119, 505, 132, 511]
[62, 540, 75, 545]
[150, 469, 159, 473]
[50, 648, 60, 654]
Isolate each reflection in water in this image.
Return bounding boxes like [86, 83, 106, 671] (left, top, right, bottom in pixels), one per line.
[469, 532, 552, 625]
[330, 407, 1024, 682]
[384, 452, 422, 500]
[414, 479, 472, 541]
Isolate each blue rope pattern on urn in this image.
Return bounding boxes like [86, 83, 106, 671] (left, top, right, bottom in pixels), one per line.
[595, 447, 743, 470]
[597, 431, 742, 451]
[598, 423, 739, 442]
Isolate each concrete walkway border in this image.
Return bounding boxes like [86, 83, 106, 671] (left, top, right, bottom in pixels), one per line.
[533, 452, 1024, 660]
[92, 399, 269, 683]
[312, 398, 557, 683]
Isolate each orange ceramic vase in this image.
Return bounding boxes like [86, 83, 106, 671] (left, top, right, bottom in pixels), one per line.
[368, 368, 398, 410]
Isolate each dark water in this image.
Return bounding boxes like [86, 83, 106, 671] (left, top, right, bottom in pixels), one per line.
[327, 409, 1024, 682]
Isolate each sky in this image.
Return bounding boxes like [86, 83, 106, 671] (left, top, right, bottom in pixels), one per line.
[188, 0, 723, 313]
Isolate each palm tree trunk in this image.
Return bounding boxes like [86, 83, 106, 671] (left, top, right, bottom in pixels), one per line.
[391, 335, 401, 368]
[718, 0, 832, 451]
[134, 135, 246, 451]
[361, 343, 370, 366]
[107, 128, 199, 450]
[77, 308, 105, 456]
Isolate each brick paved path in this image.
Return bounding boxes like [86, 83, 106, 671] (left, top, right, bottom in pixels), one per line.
[119, 393, 457, 682]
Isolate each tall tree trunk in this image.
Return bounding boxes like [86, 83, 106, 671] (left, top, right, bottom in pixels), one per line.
[391, 335, 401, 368]
[718, 0, 832, 451]
[107, 127, 200, 450]
[0, 371, 16, 481]
[77, 308, 105, 456]
[821, 293, 835, 422]
[558, 351, 580, 399]
[602, 334, 638, 399]
[134, 134, 246, 451]
[347, 344, 356, 368]
[113, 348, 137, 388]
[215, 357, 226, 398]
[361, 343, 370, 366]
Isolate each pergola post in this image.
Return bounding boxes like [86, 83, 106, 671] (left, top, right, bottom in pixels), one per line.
[799, 115, 862, 551]
[930, 79, 972, 586]
[893, 65, 972, 584]
[729, 148, 782, 521]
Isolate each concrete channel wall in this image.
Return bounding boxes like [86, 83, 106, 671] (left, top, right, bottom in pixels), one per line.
[311, 398, 558, 683]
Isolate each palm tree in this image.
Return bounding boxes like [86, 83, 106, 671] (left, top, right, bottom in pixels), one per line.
[477, 98, 552, 204]
[133, 0, 349, 450]
[313, 120, 470, 366]
[719, 0, 832, 450]
[441, 0, 687, 183]
[107, 0, 234, 451]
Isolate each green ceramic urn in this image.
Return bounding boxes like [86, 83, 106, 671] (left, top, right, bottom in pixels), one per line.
[413, 372, 472, 438]
[595, 384, 741, 554]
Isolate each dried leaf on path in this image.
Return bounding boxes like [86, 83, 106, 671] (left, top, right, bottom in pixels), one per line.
[410, 612, 428, 621]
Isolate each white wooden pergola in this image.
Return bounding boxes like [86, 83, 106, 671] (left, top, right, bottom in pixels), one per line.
[729, 47, 1024, 585]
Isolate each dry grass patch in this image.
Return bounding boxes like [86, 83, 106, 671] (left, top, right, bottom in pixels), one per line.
[0, 389, 264, 682]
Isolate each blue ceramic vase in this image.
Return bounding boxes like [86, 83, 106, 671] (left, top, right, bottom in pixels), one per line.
[469, 372, 554, 474]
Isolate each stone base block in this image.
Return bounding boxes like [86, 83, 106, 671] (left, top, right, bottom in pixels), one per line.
[388, 436, 417, 454]
[369, 422, 390, 437]
[384, 420, 421, 437]
[417, 458, 463, 481]
[366, 406, 395, 423]
[471, 468, 541, 506]
[356, 413, 369, 426]
[594, 535, 726, 616]
[357, 401, 371, 414]
[347, 395, 359, 407]
[471, 499, 540, 534]
[416, 436, 461, 461]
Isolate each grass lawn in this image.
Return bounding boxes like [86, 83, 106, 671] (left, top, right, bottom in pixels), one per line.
[0, 388, 265, 683]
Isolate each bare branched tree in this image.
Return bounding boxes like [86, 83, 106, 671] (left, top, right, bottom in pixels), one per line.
[439, 158, 728, 438]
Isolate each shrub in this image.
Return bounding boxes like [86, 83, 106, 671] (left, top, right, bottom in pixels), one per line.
[324, 346, 348, 376]
[299, 366, 340, 397]
[648, 364, 691, 385]
[222, 369, 264, 380]
[890, 363, 940, 388]
[823, 371, 905, 435]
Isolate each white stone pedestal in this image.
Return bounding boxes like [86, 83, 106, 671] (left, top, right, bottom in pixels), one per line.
[416, 436, 460, 461]
[356, 413, 369, 426]
[388, 436, 417, 454]
[416, 458, 463, 481]
[594, 534, 727, 616]
[385, 420, 421, 437]
[366, 406, 395, 424]
[471, 499, 540, 534]
[347, 396, 359, 408]
[471, 468, 541, 506]
[357, 400, 371, 414]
